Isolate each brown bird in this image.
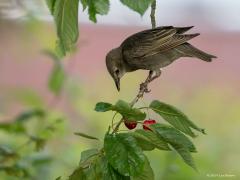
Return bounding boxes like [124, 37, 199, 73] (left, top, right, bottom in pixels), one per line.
[106, 26, 216, 91]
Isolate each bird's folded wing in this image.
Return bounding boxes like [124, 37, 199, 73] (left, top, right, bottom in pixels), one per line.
[121, 26, 199, 60]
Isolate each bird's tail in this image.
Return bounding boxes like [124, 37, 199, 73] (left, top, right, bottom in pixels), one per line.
[177, 43, 217, 62]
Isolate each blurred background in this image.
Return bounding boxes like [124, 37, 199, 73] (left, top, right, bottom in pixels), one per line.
[0, 0, 240, 179]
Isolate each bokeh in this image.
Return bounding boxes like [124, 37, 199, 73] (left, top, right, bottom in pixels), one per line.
[0, 0, 240, 179]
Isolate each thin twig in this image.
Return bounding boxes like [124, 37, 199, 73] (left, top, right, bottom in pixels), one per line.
[151, 0, 157, 29]
[111, 2, 157, 134]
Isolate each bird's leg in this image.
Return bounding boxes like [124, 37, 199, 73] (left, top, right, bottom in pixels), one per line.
[140, 71, 154, 93]
[140, 69, 161, 95]
[148, 69, 162, 83]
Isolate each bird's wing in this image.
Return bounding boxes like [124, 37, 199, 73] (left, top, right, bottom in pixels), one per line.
[121, 26, 198, 60]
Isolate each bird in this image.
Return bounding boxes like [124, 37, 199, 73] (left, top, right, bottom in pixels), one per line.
[106, 26, 217, 91]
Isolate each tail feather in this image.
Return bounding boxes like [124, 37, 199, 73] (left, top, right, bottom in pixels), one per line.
[176, 43, 217, 62]
[175, 26, 194, 34]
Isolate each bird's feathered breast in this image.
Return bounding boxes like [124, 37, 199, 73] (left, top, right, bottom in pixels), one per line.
[121, 26, 199, 62]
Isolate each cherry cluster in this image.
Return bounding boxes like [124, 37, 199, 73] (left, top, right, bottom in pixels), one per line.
[124, 119, 156, 130]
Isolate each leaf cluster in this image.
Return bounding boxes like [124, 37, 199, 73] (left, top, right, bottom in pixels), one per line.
[68, 99, 205, 179]
[46, 0, 154, 57]
[0, 109, 64, 178]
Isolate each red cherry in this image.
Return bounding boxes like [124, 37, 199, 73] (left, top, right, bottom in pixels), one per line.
[124, 120, 137, 130]
[143, 119, 156, 130]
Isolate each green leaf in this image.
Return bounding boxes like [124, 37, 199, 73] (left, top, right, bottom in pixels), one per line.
[95, 102, 113, 112]
[113, 100, 146, 121]
[150, 123, 197, 169]
[74, 132, 99, 140]
[171, 145, 197, 170]
[80, 149, 99, 164]
[46, 0, 56, 15]
[131, 129, 170, 151]
[0, 109, 44, 134]
[104, 133, 145, 176]
[69, 167, 86, 180]
[0, 146, 19, 160]
[150, 100, 205, 137]
[30, 137, 46, 151]
[0, 164, 29, 177]
[120, 0, 153, 16]
[132, 156, 154, 180]
[101, 156, 130, 180]
[80, 0, 110, 23]
[48, 62, 65, 95]
[16, 109, 45, 123]
[95, 0, 110, 15]
[0, 123, 26, 134]
[80, 0, 88, 11]
[130, 132, 155, 151]
[53, 0, 79, 57]
[95, 100, 146, 121]
[150, 123, 197, 152]
[83, 156, 102, 179]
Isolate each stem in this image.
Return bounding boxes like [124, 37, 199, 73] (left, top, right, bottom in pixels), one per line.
[112, 3, 157, 134]
[151, 0, 157, 29]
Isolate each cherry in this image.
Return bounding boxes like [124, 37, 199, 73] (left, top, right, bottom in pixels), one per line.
[143, 119, 156, 130]
[124, 120, 137, 130]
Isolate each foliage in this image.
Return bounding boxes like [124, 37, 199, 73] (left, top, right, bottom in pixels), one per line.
[46, 0, 154, 57]
[0, 106, 65, 178]
[67, 100, 204, 179]
[0, 0, 208, 179]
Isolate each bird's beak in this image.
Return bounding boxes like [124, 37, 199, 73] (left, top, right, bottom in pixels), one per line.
[114, 77, 120, 91]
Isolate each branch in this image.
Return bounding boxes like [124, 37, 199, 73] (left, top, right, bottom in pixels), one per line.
[150, 0, 156, 29]
[112, 1, 157, 134]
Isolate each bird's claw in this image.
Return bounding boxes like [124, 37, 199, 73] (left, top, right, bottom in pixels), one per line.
[140, 82, 151, 93]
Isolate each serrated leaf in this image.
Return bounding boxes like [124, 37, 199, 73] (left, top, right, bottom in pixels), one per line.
[132, 156, 154, 180]
[53, 0, 79, 57]
[69, 167, 86, 180]
[80, 0, 88, 11]
[130, 132, 155, 151]
[80, 0, 110, 23]
[171, 145, 197, 170]
[95, 102, 113, 112]
[95, 0, 110, 15]
[83, 156, 102, 180]
[150, 123, 197, 169]
[48, 62, 65, 95]
[95, 100, 146, 121]
[104, 133, 145, 176]
[120, 0, 153, 16]
[101, 156, 130, 180]
[150, 100, 205, 137]
[46, 0, 56, 15]
[132, 129, 170, 151]
[74, 132, 99, 140]
[150, 123, 197, 152]
[113, 100, 146, 121]
[80, 149, 99, 164]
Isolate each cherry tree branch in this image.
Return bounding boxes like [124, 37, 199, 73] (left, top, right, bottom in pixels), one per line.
[150, 0, 156, 29]
[112, 1, 157, 133]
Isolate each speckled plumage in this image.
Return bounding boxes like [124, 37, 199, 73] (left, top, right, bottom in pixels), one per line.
[106, 26, 217, 91]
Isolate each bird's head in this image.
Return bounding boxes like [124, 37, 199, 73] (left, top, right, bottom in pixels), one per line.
[106, 48, 125, 91]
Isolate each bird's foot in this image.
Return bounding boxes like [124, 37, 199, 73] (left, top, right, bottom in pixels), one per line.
[140, 82, 151, 93]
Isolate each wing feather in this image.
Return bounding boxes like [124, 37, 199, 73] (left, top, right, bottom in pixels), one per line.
[121, 26, 198, 60]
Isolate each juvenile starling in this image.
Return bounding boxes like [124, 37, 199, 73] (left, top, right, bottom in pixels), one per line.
[106, 26, 216, 91]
